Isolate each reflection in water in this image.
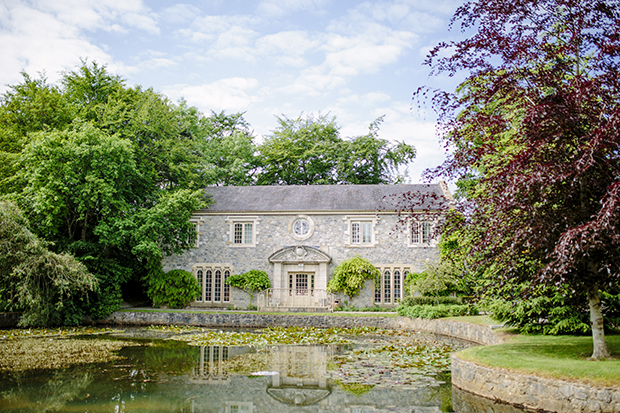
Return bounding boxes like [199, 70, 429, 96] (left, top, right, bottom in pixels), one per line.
[266, 345, 332, 406]
[190, 345, 230, 384]
[0, 330, 534, 413]
[452, 387, 541, 413]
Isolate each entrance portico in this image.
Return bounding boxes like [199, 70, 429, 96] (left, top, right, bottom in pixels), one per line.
[268, 246, 331, 291]
[259, 246, 333, 311]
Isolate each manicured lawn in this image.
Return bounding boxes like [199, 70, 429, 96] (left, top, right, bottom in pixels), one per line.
[458, 334, 620, 387]
[445, 315, 497, 326]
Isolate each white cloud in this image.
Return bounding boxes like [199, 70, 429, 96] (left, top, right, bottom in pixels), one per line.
[35, 0, 159, 34]
[160, 3, 201, 25]
[0, 0, 157, 92]
[255, 31, 316, 66]
[256, 0, 329, 18]
[162, 78, 261, 112]
[0, 3, 112, 90]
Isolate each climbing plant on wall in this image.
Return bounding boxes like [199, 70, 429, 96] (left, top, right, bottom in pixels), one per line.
[226, 270, 271, 308]
[327, 256, 380, 299]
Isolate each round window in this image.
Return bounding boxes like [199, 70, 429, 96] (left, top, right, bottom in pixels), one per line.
[292, 218, 310, 237]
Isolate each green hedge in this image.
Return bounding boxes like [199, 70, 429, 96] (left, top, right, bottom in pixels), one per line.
[397, 304, 479, 319]
[400, 296, 461, 306]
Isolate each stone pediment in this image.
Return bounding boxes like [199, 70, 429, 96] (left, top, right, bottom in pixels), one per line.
[268, 246, 331, 264]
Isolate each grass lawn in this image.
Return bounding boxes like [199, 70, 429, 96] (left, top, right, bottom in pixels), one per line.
[445, 315, 497, 326]
[458, 333, 620, 387]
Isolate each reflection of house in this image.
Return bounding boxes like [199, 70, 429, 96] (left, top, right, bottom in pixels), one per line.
[190, 346, 230, 384]
[266, 345, 333, 406]
[190, 345, 250, 385]
[163, 184, 452, 310]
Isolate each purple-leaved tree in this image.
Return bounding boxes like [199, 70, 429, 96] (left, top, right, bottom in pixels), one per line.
[420, 0, 620, 359]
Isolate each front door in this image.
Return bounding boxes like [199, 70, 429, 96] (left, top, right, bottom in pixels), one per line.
[283, 272, 315, 307]
[289, 272, 314, 295]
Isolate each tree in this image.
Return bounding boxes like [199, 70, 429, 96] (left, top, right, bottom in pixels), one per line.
[256, 113, 415, 185]
[1, 61, 210, 322]
[0, 72, 73, 193]
[257, 113, 341, 185]
[327, 256, 380, 299]
[199, 110, 259, 186]
[335, 117, 416, 184]
[226, 270, 270, 308]
[420, 0, 620, 359]
[406, 261, 458, 305]
[0, 201, 97, 326]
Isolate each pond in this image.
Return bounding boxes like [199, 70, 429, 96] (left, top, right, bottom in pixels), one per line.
[0, 326, 532, 413]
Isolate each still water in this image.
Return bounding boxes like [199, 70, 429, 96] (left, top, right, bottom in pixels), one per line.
[0, 327, 532, 413]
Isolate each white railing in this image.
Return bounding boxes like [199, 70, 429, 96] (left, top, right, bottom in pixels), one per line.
[257, 289, 334, 312]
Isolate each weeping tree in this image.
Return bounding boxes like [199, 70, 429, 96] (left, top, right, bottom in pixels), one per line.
[0, 201, 98, 326]
[421, 0, 620, 359]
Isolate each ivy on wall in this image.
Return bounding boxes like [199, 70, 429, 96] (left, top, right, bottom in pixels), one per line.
[327, 256, 380, 299]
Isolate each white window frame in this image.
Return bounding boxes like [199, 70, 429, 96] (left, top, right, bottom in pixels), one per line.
[374, 265, 410, 306]
[193, 263, 233, 304]
[226, 216, 259, 247]
[344, 215, 378, 247]
[189, 216, 205, 248]
[409, 218, 436, 247]
[288, 215, 315, 241]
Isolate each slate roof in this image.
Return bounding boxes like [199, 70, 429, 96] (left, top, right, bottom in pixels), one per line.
[200, 184, 452, 213]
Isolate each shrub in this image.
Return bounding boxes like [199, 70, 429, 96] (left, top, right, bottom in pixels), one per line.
[226, 270, 270, 307]
[0, 200, 98, 326]
[404, 261, 457, 303]
[397, 304, 479, 319]
[481, 295, 593, 335]
[400, 296, 461, 306]
[478, 283, 620, 335]
[334, 303, 394, 312]
[327, 256, 380, 298]
[146, 269, 200, 309]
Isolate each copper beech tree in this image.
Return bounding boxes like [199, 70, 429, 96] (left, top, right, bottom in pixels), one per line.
[421, 0, 620, 359]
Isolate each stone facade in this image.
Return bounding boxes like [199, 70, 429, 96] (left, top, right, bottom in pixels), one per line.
[162, 184, 450, 310]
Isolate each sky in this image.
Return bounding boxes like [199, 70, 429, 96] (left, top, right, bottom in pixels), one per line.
[0, 0, 469, 184]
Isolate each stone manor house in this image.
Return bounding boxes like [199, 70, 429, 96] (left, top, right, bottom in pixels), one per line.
[162, 183, 453, 311]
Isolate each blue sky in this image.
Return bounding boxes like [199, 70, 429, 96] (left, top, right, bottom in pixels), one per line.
[1, 0, 467, 183]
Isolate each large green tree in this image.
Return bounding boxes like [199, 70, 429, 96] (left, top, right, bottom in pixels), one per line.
[0, 62, 209, 322]
[257, 113, 415, 185]
[421, 0, 620, 359]
[198, 110, 259, 186]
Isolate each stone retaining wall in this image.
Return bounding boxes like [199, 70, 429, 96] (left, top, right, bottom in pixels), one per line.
[452, 355, 620, 413]
[100, 311, 502, 345]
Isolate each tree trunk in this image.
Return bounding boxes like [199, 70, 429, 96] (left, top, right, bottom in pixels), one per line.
[588, 284, 610, 360]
